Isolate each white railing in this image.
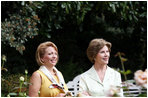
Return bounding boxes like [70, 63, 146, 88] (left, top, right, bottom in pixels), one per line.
[66, 75, 80, 96]
[122, 80, 147, 97]
[66, 75, 147, 97]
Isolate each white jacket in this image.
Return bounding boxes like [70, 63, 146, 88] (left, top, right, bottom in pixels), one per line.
[79, 65, 123, 97]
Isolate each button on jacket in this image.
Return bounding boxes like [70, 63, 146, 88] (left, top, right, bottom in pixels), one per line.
[79, 66, 123, 97]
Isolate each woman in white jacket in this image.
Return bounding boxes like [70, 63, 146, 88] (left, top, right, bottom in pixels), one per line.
[79, 38, 123, 97]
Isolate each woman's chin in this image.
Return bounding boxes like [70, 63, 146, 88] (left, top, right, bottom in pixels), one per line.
[46, 62, 57, 67]
[103, 62, 108, 65]
[51, 63, 57, 66]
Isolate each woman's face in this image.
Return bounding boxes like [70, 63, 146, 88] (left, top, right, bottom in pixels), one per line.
[41, 46, 58, 67]
[95, 45, 110, 65]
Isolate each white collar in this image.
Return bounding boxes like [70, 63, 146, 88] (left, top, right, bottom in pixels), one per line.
[39, 65, 65, 92]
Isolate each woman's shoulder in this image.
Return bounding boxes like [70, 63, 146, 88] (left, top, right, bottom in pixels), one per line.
[108, 66, 120, 75]
[30, 71, 42, 82]
[80, 66, 94, 78]
[31, 71, 41, 78]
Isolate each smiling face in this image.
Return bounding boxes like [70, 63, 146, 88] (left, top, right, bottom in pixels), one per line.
[95, 45, 110, 65]
[41, 46, 58, 67]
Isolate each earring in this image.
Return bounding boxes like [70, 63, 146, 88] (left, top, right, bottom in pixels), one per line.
[94, 58, 96, 62]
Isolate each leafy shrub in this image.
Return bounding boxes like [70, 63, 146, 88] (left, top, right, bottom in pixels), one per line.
[1, 1, 40, 54]
[1, 73, 31, 97]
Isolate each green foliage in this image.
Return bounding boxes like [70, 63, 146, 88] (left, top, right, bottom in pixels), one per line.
[115, 52, 132, 81]
[57, 57, 84, 82]
[1, 73, 31, 97]
[1, 54, 7, 71]
[1, 14, 40, 54]
[138, 93, 147, 97]
[1, 1, 40, 54]
[1, 54, 30, 97]
[1, 1, 147, 86]
[107, 1, 146, 22]
[38, 1, 92, 36]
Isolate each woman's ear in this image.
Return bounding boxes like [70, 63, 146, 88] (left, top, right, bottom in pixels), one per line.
[41, 58, 44, 63]
[94, 58, 96, 61]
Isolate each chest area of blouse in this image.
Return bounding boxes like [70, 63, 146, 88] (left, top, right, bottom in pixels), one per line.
[39, 73, 62, 97]
[84, 69, 119, 96]
[86, 77, 116, 96]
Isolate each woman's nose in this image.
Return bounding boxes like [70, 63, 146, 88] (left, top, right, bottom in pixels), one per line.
[52, 54, 57, 58]
[104, 52, 109, 56]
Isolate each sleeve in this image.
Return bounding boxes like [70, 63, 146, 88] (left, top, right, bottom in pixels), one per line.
[117, 72, 124, 97]
[79, 75, 88, 93]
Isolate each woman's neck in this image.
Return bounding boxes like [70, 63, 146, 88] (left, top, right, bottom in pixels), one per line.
[44, 65, 55, 75]
[94, 63, 107, 82]
[94, 63, 107, 72]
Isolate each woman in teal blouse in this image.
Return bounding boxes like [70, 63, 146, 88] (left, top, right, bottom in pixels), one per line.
[79, 38, 123, 97]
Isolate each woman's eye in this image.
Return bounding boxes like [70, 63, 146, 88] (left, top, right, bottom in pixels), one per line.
[100, 51, 109, 53]
[99, 51, 104, 54]
[48, 52, 57, 55]
[48, 53, 52, 55]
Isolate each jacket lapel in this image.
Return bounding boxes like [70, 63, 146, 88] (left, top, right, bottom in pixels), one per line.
[87, 66, 103, 85]
[103, 66, 111, 84]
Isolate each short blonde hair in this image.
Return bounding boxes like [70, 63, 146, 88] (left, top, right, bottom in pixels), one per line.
[87, 38, 112, 63]
[36, 41, 58, 66]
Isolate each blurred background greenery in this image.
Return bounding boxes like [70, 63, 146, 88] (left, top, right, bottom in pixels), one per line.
[1, 1, 147, 96]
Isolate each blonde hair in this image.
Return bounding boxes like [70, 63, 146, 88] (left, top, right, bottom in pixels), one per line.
[87, 38, 112, 63]
[36, 41, 58, 66]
